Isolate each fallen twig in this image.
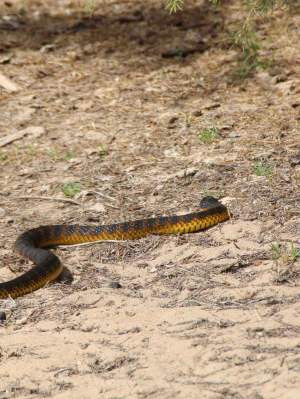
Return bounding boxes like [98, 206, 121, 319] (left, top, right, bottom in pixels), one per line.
[16, 195, 81, 206]
[0, 126, 45, 147]
[0, 72, 20, 92]
[59, 239, 126, 248]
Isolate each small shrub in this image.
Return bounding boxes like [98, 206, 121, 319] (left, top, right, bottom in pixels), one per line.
[253, 161, 273, 177]
[62, 182, 81, 198]
[198, 127, 219, 144]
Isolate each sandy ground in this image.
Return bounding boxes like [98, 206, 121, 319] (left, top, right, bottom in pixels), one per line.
[0, 0, 300, 398]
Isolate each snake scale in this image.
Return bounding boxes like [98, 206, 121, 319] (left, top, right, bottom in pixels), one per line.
[0, 196, 230, 299]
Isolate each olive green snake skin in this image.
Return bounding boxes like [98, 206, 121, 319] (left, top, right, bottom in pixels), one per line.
[0, 196, 230, 299]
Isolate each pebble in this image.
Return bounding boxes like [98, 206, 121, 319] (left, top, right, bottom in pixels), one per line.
[0, 311, 6, 322]
[228, 132, 240, 138]
[109, 281, 122, 289]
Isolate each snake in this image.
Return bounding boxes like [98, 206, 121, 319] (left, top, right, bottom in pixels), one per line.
[0, 196, 230, 299]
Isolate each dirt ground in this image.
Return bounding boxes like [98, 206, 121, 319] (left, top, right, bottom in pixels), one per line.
[0, 0, 300, 398]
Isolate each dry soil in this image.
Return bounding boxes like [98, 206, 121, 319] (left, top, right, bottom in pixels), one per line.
[0, 1, 300, 398]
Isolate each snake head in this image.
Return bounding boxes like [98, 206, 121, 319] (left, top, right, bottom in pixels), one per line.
[199, 196, 222, 210]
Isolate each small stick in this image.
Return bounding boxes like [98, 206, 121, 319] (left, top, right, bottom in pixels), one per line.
[16, 196, 81, 206]
[89, 190, 117, 202]
[59, 240, 126, 248]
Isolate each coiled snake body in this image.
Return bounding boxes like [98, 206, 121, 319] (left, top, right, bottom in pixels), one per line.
[0, 196, 230, 299]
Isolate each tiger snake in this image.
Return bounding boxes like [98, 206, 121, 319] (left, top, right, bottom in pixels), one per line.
[0, 196, 230, 299]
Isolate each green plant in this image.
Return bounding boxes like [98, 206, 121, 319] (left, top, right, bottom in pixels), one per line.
[47, 148, 60, 160]
[289, 243, 300, 263]
[166, 0, 285, 13]
[271, 242, 300, 265]
[166, 0, 184, 12]
[62, 182, 81, 198]
[253, 160, 273, 177]
[84, 0, 97, 15]
[0, 151, 7, 162]
[97, 144, 108, 157]
[63, 151, 76, 161]
[198, 127, 219, 144]
[271, 242, 281, 260]
[166, 0, 221, 11]
[166, 0, 284, 79]
[27, 144, 39, 157]
[230, 25, 263, 79]
[251, 0, 278, 13]
[47, 148, 76, 161]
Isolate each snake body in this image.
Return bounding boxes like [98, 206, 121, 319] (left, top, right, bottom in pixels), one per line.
[0, 196, 230, 299]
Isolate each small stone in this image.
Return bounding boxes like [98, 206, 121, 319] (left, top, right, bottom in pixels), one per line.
[176, 167, 198, 178]
[168, 116, 178, 125]
[158, 112, 178, 126]
[0, 311, 6, 322]
[192, 110, 203, 117]
[291, 101, 300, 109]
[228, 132, 240, 138]
[164, 148, 179, 157]
[15, 316, 27, 325]
[0, 207, 6, 217]
[109, 281, 122, 289]
[294, 166, 300, 178]
[290, 154, 300, 167]
[88, 203, 106, 213]
[276, 80, 296, 95]
[256, 71, 272, 89]
[77, 100, 93, 111]
[40, 44, 56, 53]
[221, 196, 236, 205]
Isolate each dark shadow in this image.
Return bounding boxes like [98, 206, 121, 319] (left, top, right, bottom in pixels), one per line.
[56, 266, 74, 285]
[0, 2, 225, 72]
